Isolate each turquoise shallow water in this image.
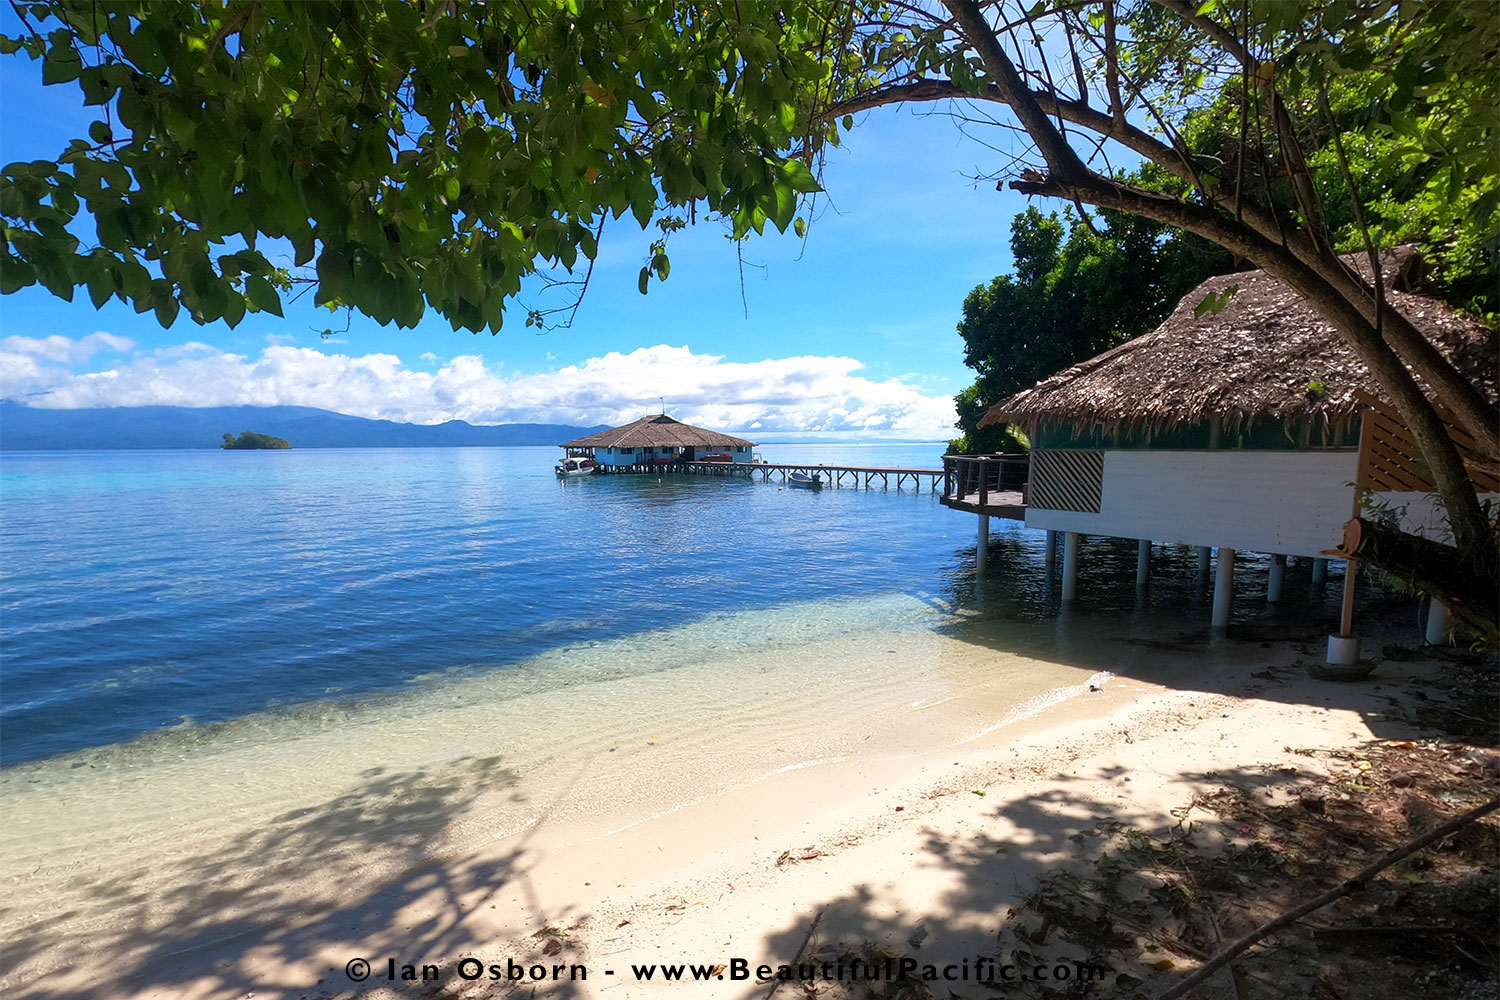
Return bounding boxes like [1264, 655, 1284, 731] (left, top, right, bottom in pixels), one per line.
[0, 441, 1370, 998]
[1, 444, 971, 764]
[0, 442, 1348, 768]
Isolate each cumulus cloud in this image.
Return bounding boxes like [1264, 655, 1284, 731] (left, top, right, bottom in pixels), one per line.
[0, 332, 137, 401]
[4, 337, 957, 438]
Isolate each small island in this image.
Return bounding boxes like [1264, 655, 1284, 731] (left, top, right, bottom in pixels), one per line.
[221, 431, 291, 450]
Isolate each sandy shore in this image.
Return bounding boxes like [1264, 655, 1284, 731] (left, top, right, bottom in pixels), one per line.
[2, 620, 1448, 1000]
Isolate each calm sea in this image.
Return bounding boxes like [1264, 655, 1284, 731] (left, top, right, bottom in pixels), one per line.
[0, 443, 1350, 768]
[0, 444, 966, 764]
[2, 443, 1371, 996]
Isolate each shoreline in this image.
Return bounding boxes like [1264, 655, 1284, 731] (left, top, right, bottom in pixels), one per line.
[1, 609, 1456, 1000]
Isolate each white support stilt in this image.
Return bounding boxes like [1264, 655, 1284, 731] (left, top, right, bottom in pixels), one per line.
[1196, 545, 1212, 585]
[1043, 529, 1057, 579]
[1267, 554, 1286, 603]
[1136, 539, 1151, 588]
[1425, 599, 1450, 646]
[976, 514, 989, 577]
[1212, 547, 1236, 629]
[1312, 557, 1328, 586]
[1061, 532, 1080, 602]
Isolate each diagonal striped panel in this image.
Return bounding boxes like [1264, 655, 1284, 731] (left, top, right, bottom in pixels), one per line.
[1030, 449, 1104, 513]
[1357, 396, 1500, 494]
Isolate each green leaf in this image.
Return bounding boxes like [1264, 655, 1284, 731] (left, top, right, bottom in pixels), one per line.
[153, 291, 180, 328]
[778, 159, 821, 194]
[41, 46, 82, 85]
[245, 274, 283, 316]
[637, 265, 650, 295]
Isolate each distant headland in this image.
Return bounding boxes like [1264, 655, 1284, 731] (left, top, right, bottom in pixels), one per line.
[0, 401, 611, 450]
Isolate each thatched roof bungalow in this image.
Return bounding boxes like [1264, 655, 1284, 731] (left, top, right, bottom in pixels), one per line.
[559, 414, 757, 467]
[981, 245, 1495, 449]
[948, 247, 1496, 639]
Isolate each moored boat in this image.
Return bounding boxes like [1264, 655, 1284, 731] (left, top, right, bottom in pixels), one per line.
[788, 471, 822, 489]
[555, 456, 598, 477]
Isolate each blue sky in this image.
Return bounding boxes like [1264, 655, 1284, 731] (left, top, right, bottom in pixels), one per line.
[0, 23, 1038, 439]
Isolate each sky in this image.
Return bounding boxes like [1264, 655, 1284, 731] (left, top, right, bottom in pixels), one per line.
[0, 22, 1039, 440]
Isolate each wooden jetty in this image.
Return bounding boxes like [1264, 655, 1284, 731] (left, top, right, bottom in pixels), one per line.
[596, 459, 946, 490]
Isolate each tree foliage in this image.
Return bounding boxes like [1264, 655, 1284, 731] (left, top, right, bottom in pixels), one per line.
[1, 0, 843, 332]
[221, 430, 290, 450]
[949, 205, 1228, 452]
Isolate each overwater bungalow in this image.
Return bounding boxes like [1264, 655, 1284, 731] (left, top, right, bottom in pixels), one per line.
[944, 247, 1497, 657]
[559, 413, 757, 471]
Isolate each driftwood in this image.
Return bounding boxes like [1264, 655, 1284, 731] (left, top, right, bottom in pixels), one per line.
[1335, 517, 1499, 642]
[1156, 795, 1500, 1000]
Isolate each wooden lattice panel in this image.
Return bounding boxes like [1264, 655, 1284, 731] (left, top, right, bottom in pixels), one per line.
[1358, 395, 1499, 494]
[1030, 449, 1104, 513]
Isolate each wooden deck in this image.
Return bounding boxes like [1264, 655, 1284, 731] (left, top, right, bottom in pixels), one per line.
[938, 489, 1027, 519]
[938, 454, 1030, 520]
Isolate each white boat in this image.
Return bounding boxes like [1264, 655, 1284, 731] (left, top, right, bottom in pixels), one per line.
[788, 471, 822, 489]
[555, 456, 598, 477]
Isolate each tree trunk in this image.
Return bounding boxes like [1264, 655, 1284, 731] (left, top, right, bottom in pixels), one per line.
[1337, 518, 1498, 642]
[939, 0, 1493, 560]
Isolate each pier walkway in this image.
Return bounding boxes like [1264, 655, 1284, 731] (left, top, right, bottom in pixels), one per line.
[597, 460, 946, 490]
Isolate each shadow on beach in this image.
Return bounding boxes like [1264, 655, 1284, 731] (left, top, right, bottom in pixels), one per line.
[0, 753, 592, 1000]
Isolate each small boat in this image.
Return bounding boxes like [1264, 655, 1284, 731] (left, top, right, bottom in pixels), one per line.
[555, 456, 598, 477]
[788, 471, 822, 489]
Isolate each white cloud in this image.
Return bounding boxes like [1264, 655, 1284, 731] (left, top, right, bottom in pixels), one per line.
[5, 338, 957, 438]
[419, 352, 441, 363]
[1, 331, 134, 364]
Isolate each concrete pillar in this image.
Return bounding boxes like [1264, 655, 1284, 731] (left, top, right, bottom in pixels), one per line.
[1212, 547, 1236, 629]
[1136, 539, 1151, 588]
[1425, 599, 1450, 646]
[976, 514, 989, 577]
[1312, 557, 1328, 586]
[1061, 532, 1080, 602]
[1196, 545, 1212, 587]
[1267, 554, 1286, 603]
[1043, 529, 1057, 579]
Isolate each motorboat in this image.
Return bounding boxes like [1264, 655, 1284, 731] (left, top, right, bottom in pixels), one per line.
[788, 471, 822, 489]
[555, 456, 598, 477]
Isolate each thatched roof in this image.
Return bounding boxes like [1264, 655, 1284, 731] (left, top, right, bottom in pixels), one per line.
[559, 414, 757, 449]
[981, 246, 1497, 440]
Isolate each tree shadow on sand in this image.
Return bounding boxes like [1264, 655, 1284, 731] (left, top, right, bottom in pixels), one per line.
[3, 752, 591, 1000]
[756, 747, 1498, 1000]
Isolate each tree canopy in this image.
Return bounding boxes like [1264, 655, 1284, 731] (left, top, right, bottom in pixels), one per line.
[222, 430, 289, 449]
[950, 205, 1227, 453]
[1, 0, 841, 332]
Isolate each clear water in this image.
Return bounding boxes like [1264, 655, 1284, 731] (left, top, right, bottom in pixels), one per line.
[0, 444, 1348, 767]
[1, 444, 1364, 995]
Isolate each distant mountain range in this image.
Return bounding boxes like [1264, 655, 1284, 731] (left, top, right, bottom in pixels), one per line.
[0, 401, 610, 450]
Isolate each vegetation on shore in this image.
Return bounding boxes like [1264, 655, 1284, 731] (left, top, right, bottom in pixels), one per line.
[221, 431, 289, 450]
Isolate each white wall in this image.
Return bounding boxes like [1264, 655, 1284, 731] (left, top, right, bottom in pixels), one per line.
[1025, 450, 1360, 557]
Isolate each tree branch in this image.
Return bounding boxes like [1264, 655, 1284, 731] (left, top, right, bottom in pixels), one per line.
[1157, 794, 1500, 1000]
[1010, 170, 1494, 552]
[942, 0, 1090, 185]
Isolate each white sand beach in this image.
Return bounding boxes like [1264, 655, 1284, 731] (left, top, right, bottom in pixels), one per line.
[0, 602, 1447, 1000]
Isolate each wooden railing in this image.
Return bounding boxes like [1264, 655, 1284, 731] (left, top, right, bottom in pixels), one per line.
[941, 453, 1029, 507]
